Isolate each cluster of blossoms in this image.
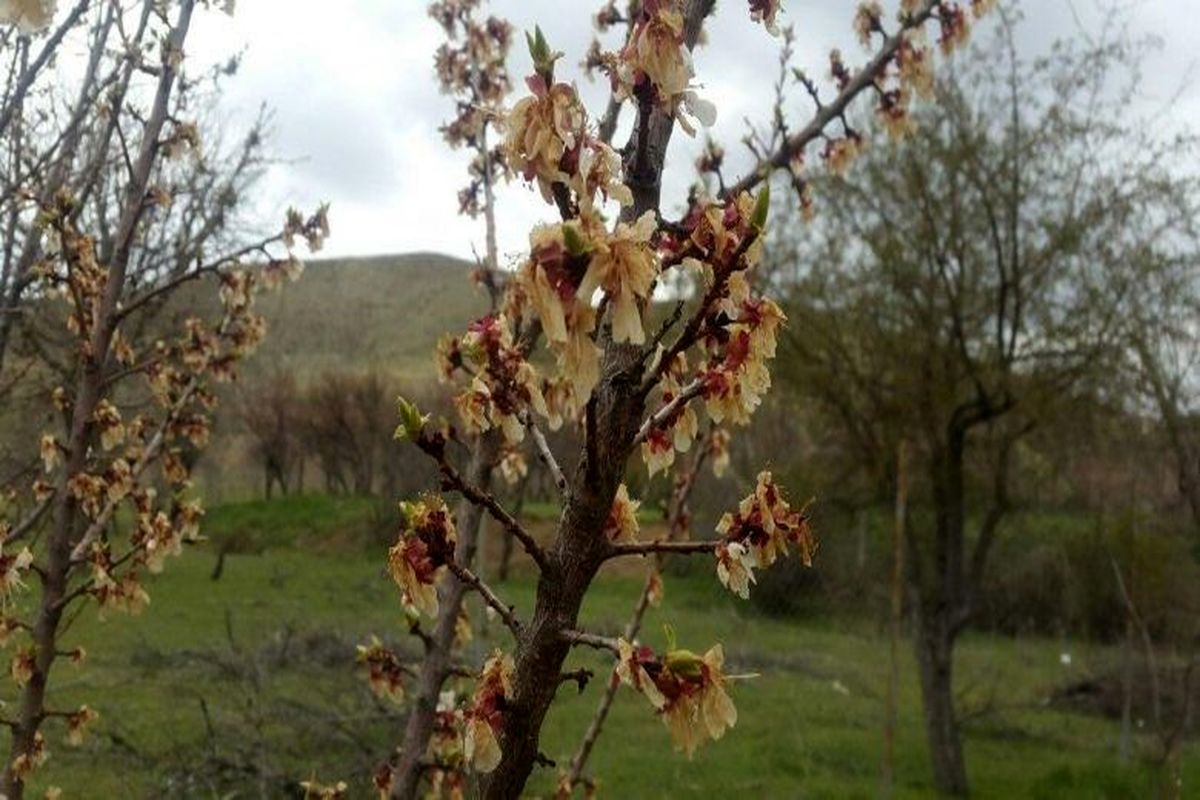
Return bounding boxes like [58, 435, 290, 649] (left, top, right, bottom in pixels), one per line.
[430, 0, 514, 217]
[439, 313, 549, 445]
[299, 778, 349, 800]
[714, 471, 815, 599]
[521, 207, 661, 400]
[641, 352, 700, 477]
[609, 0, 716, 134]
[698, 271, 787, 427]
[356, 636, 408, 703]
[375, 686, 472, 797]
[0, 538, 34, 604]
[748, 0, 784, 35]
[604, 484, 641, 544]
[873, 1, 997, 145]
[504, 57, 590, 204]
[463, 650, 514, 773]
[387, 496, 458, 617]
[8, 732, 45, 783]
[615, 637, 738, 756]
[638, 190, 784, 476]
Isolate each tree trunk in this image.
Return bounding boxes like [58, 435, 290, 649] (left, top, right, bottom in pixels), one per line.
[479, 340, 645, 798]
[913, 610, 967, 797]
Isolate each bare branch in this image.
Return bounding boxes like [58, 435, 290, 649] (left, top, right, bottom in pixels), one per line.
[632, 378, 704, 446]
[446, 560, 522, 637]
[522, 411, 568, 497]
[606, 539, 720, 561]
[560, 629, 621, 655]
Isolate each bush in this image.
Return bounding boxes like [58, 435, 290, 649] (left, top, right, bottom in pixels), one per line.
[975, 512, 1200, 643]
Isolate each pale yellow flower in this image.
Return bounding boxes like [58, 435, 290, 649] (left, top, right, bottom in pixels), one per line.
[579, 211, 659, 345]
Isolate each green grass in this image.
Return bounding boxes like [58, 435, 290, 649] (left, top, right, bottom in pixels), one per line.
[523, 499, 666, 524]
[203, 493, 382, 552]
[9, 495, 1197, 798]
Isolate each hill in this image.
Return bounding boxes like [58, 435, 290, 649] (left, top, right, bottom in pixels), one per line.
[246, 251, 486, 383]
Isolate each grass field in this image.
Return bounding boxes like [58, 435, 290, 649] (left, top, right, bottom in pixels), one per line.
[12, 495, 1197, 798]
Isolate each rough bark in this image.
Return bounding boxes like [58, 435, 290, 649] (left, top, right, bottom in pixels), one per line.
[480, 345, 645, 798]
[906, 427, 972, 798]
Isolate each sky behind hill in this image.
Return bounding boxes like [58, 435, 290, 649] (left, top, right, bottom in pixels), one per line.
[185, 1, 1200, 264]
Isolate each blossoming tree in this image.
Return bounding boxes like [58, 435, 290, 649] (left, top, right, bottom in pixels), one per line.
[355, 2, 996, 798]
[0, 2, 323, 796]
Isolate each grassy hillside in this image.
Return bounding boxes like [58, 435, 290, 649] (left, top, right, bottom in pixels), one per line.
[246, 251, 486, 382]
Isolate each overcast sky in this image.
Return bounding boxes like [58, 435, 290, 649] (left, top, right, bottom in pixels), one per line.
[184, 1, 1200, 264]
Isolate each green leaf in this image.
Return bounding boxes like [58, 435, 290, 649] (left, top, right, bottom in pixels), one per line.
[562, 222, 590, 257]
[394, 396, 428, 441]
[751, 184, 771, 232]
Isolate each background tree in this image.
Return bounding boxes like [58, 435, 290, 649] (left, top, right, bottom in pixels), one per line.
[0, 2, 323, 796]
[774, 11, 1195, 794]
[0, 0, 267, 380]
[1127, 246, 1200, 545]
[239, 371, 305, 499]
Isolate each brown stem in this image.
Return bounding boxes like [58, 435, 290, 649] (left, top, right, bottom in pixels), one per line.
[445, 560, 522, 637]
[561, 629, 621, 654]
[605, 540, 719, 560]
[721, 0, 942, 200]
[418, 432, 550, 574]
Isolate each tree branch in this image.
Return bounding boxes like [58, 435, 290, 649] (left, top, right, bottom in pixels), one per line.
[418, 433, 551, 573]
[522, 411, 567, 497]
[560, 629, 621, 655]
[632, 378, 704, 446]
[445, 560, 522, 637]
[605, 539, 720, 561]
[721, 0, 943, 200]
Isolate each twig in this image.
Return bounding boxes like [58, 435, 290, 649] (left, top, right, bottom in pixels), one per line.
[561, 629, 621, 655]
[605, 540, 720, 561]
[721, 0, 942, 200]
[3, 496, 53, 545]
[632, 378, 705, 446]
[408, 620, 434, 652]
[418, 433, 551, 573]
[523, 411, 568, 497]
[446, 560, 522, 637]
[559, 668, 594, 694]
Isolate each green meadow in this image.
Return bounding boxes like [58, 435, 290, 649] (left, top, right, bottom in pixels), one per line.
[11, 495, 1195, 798]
